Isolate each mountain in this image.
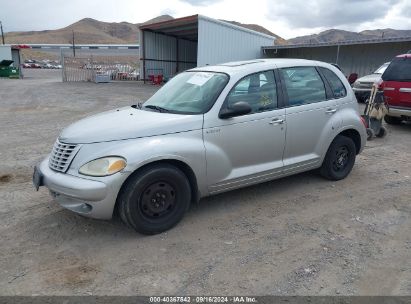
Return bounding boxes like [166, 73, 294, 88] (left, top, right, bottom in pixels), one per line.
[4, 15, 282, 44]
[4, 15, 174, 44]
[287, 28, 411, 45]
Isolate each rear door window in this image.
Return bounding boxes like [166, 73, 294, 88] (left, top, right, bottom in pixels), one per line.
[280, 67, 326, 106]
[319, 67, 347, 98]
[382, 57, 411, 82]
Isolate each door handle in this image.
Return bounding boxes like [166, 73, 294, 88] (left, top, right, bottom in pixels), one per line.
[325, 108, 337, 114]
[269, 118, 284, 125]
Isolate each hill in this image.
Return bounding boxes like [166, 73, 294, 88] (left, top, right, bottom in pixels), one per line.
[4, 15, 174, 44]
[287, 28, 411, 45]
[4, 15, 283, 44]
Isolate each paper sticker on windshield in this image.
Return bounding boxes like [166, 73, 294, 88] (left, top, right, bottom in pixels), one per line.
[187, 72, 214, 86]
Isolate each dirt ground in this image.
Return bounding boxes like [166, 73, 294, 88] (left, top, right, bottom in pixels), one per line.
[0, 69, 410, 296]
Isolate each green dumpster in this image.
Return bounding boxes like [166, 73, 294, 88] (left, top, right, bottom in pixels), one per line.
[0, 60, 20, 78]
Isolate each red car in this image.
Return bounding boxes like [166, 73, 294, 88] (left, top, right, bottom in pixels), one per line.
[380, 53, 411, 124]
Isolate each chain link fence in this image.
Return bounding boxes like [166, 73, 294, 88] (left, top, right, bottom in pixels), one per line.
[62, 51, 140, 82]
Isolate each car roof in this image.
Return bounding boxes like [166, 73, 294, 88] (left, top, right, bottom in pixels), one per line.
[189, 58, 336, 76]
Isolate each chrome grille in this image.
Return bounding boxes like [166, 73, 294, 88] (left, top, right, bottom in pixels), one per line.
[48, 140, 80, 173]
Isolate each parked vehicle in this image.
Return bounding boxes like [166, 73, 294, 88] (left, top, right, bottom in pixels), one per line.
[352, 62, 390, 102]
[380, 54, 411, 124]
[33, 59, 366, 234]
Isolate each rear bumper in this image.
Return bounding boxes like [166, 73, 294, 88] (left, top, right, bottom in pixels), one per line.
[35, 157, 118, 219]
[388, 106, 411, 118]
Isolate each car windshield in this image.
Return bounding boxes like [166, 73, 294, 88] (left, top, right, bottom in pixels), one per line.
[374, 62, 389, 74]
[143, 71, 229, 114]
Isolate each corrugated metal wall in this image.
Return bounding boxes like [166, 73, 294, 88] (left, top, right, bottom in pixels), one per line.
[265, 41, 411, 77]
[141, 31, 197, 80]
[178, 39, 197, 71]
[197, 17, 275, 66]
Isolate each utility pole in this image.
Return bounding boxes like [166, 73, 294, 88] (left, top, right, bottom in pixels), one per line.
[72, 30, 76, 57]
[0, 21, 5, 45]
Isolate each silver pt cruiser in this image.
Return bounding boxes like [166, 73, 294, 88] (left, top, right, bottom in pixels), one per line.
[33, 59, 367, 234]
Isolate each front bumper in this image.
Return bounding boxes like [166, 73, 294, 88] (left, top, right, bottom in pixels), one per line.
[34, 157, 119, 219]
[387, 106, 411, 118]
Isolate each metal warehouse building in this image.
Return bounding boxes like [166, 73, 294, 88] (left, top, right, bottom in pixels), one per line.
[262, 37, 411, 77]
[139, 14, 276, 80]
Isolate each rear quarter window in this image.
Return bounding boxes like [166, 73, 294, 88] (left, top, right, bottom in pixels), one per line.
[382, 57, 411, 82]
[319, 67, 347, 98]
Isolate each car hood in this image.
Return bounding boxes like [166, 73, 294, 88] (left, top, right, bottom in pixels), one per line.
[357, 74, 381, 83]
[59, 107, 203, 144]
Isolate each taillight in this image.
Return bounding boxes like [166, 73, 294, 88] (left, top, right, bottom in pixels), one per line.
[376, 79, 384, 91]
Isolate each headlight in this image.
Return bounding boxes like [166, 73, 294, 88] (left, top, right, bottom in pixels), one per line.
[353, 81, 360, 88]
[79, 157, 126, 177]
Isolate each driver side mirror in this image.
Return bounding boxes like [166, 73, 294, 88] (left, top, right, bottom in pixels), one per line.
[219, 101, 252, 119]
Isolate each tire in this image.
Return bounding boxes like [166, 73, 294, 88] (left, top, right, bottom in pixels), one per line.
[384, 115, 402, 125]
[320, 135, 356, 181]
[118, 164, 191, 235]
[376, 126, 387, 138]
[366, 128, 375, 140]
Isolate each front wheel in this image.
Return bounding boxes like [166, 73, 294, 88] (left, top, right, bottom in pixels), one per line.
[320, 135, 356, 181]
[118, 164, 191, 235]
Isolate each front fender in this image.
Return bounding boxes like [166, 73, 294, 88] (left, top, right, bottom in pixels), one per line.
[68, 130, 208, 197]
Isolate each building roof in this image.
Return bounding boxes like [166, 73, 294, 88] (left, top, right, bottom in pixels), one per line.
[263, 36, 411, 50]
[140, 14, 276, 41]
[140, 15, 199, 41]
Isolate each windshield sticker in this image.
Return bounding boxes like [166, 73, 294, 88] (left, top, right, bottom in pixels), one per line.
[187, 72, 214, 86]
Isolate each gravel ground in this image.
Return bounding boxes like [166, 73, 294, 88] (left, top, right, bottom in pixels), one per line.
[0, 69, 410, 296]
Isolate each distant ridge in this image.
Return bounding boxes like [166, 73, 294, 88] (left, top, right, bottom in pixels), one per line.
[286, 28, 411, 45]
[4, 15, 174, 44]
[4, 15, 283, 44]
[6, 16, 409, 46]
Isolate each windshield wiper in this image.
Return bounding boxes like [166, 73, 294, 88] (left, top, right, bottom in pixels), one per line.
[143, 105, 171, 113]
[131, 101, 144, 109]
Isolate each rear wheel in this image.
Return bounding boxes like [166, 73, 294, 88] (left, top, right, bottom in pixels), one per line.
[118, 164, 191, 235]
[384, 115, 402, 125]
[320, 135, 356, 181]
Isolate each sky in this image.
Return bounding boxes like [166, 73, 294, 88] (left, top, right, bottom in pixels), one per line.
[1, 0, 411, 39]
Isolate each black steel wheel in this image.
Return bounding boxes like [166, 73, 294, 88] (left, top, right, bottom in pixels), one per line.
[139, 181, 176, 220]
[320, 135, 356, 181]
[118, 164, 191, 235]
